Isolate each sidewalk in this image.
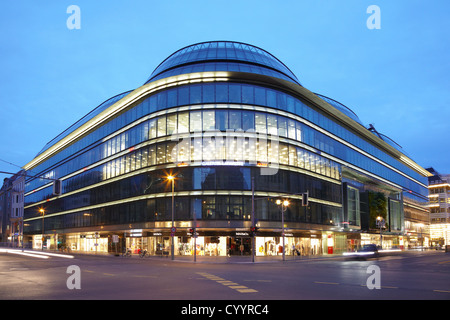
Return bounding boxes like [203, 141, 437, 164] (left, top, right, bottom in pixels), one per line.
[107, 252, 345, 264]
[20, 248, 444, 263]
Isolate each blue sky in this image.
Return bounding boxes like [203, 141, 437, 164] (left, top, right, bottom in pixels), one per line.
[0, 0, 449, 182]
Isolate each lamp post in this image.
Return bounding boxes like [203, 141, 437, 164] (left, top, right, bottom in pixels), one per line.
[39, 208, 45, 251]
[276, 199, 289, 261]
[376, 216, 385, 249]
[167, 175, 175, 260]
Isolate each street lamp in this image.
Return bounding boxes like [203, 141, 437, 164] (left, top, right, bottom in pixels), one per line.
[276, 199, 289, 261]
[376, 216, 385, 249]
[39, 208, 45, 251]
[167, 175, 175, 260]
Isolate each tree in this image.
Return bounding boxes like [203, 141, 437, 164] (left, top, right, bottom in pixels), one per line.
[368, 191, 388, 230]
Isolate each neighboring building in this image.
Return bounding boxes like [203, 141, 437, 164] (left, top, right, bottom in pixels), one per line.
[22, 41, 431, 255]
[426, 167, 450, 247]
[0, 170, 25, 246]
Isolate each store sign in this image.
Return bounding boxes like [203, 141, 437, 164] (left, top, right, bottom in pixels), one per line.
[236, 232, 249, 236]
[128, 229, 144, 237]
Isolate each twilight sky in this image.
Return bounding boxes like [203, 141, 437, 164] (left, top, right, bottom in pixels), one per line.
[0, 0, 449, 182]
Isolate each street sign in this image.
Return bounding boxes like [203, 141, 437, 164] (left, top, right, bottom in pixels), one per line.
[171, 227, 176, 233]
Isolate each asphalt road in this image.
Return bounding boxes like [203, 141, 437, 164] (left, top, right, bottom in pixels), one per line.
[0, 249, 448, 304]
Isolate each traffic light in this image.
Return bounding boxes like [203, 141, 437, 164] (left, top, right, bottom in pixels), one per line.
[250, 226, 259, 236]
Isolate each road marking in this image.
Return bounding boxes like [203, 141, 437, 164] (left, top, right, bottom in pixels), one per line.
[196, 272, 258, 293]
[433, 289, 450, 293]
[237, 288, 258, 293]
[359, 284, 398, 289]
[103, 273, 115, 276]
[217, 280, 239, 285]
[438, 261, 450, 264]
[315, 281, 339, 285]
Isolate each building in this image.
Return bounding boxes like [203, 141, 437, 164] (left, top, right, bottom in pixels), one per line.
[22, 41, 431, 256]
[426, 167, 450, 247]
[0, 170, 25, 246]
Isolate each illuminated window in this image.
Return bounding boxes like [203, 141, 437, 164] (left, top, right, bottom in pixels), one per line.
[203, 111, 215, 131]
[167, 114, 177, 135]
[267, 114, 277, 135]
[255, 113, 266, 133]
[157, 116, 166, 137]
[177, 112, 189, 133]
[149, 119, 157, 139]
[190, 111, 202, 132]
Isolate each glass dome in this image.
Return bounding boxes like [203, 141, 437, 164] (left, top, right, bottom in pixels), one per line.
[146, 41, 301, 85]
[314, 93, 364, 126]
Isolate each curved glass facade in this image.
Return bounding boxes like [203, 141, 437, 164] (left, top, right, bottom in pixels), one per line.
[147, 41, 300, 85]
[23, 41, 430, 256]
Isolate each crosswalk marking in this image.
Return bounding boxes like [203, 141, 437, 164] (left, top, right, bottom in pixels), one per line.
[197, 272, 258, 293]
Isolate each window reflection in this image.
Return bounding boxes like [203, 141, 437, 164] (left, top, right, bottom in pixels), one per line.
[26, 81, 427, 203]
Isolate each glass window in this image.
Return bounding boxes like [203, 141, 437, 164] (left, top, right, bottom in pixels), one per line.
[215, 110, 228, 131]
[190, 85, 202, 104]
[135, 150, 142, 170]
[279, 143, 289, 165]
[288, 119, 296, 139]
[296, 122, 302, 142]
[167, 89, 177, 108]
[241, 85, 254, 104]
[177, 111, 189, 133]
[289, 145, 297, 166]
[130, 153, 136, 171]
[157, 116, 166, 137]
[254, 87, 266, 106]
[215, 136, 226, 160]
[156, 91, 167, 110]
[268, 140, 279, 164]
[257, 138, 268, 162]
[287, 96, 295, 113]
[246, 137, 256, 164]
[190, 111, 202, 132]
[191, 137, 202, 162]
[167, 114, 177, 135]
[278, 116, 287, 137]
[178, 86, 189, 105]
[166, 142, 176, 164]
[203, 84, 215, 103]
[242, 111, 255, 132]
[229, 84, 241, 103]
[203, 111, 215, 131]
[215, 83, 228, 102]
[267, 114, 277, 135]
[176, 138, 190, 163]
[193, 167, 216, 190]
[255, 113, 266, 133]
[157, 143, 166, 164]
[229, 110, 242, 130]
[202, 136, 215, 161]
[141, 148, 148, 168]
[277, 92, 287, 110]
[347, 186, 360, 227]
[267, 89, 276, 106]
[149, 119, 157, 139]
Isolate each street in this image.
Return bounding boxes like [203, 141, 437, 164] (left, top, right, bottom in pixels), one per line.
[0, 250, 448, 314]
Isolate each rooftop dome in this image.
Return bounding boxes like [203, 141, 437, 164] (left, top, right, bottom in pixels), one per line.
[314, 93, 364, 126]
[145, 41, 301, 85]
